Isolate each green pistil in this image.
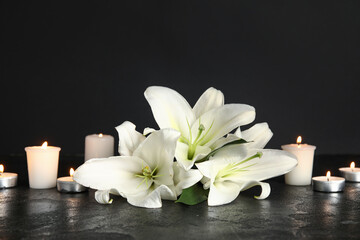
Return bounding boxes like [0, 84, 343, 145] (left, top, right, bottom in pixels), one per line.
[187, 124, 205, 159]
[216, 152, 263, 180]
[135, 166, 161, 188]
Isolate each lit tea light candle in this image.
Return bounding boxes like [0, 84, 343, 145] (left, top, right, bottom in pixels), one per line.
[312, 171, 345, 192]
[84, 133, 114, 162]
[57, 168, 87, 193]
[0, 164, 18, 188]
[339, 162, 360, 182]
[281, 136, 316, 186]
[25, 141, 61, 189]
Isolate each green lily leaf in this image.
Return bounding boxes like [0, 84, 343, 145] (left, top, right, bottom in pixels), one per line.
[175, 183, 209, 205]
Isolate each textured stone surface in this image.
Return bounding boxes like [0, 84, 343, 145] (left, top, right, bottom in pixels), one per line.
[1, 155, 360, 239]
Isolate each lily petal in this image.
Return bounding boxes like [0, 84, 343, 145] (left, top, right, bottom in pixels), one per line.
[234, 127, 241, 138]
[144, 86, 195, 140]
[208, 144, 248, 161]
[173, 162, 203, 196]
[210, 134, 241, 151]
[73, 156, 149, 195]
[240, 123, 273, 149]
[95, 190, 114, 204]
[193, 87, 224, 119]
[238, 181, 271, 200]
[126, 185, 174, 208]
[175, 141, 211, 171]
[133, 129, 180, 186]
[228, 149, 298, 182]
[115, 121, 145, 156]
[208, 181, 242, 206]
[201, 176, 211, 190]
[143, 127, 156, 136]
[192, 104, 256, 147]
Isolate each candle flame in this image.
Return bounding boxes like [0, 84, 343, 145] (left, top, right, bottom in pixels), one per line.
[296, 136, 302, 145]
[326, 171, 331, 181]
[41, 141, 48, 149]
[99, 133, 103, 137]
[350, 162, 355, 172]
[70, 168, 75, 177]
[0, 164, 4, 173]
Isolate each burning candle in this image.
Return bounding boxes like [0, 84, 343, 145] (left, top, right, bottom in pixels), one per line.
[312, 171, 345, 192]
[25, 141, 61, 189]
[0, 164, 18, 188]
[339, 162, 360, 182]
[84, 133, 114, 162]
[281, 136, 316, 186]
[57, 168, 87, 193]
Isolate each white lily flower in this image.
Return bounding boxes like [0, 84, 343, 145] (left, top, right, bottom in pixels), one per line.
[196, 146, 297, 206]
[115, 121, 203, 197]
[74, 128, 180, 208]
[144, 86, 256, 170]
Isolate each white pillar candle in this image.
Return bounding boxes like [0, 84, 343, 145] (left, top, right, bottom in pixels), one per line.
[25, 141, 61, 189]
[281, 136, 316, 186]
[0, 164, 18, 188]
[84, 133, 114, 162]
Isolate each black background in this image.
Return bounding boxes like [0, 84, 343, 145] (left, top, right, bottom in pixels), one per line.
[1, 0, 359, 155]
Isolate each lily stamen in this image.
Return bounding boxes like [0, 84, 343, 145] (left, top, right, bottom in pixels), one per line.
[135, 165, 162, 188]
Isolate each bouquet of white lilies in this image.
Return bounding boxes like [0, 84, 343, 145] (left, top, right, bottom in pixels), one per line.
[74, 86, 297, 208]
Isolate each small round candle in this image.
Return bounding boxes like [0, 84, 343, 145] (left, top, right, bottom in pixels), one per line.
[339, 162, 360, 182]
[0, 164, 18, 188]
[312, 171, 345, 192]
[25, 141, 61, 189]
[282, 136, 316, 186]
[57, 168, 87, 193]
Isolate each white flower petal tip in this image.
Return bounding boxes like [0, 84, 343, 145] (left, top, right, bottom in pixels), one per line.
[247, 181, 271, 200]
[143, 127, 156, 136]
[193, 87, 224, 118]
[95, 190, 113, 204]
[241, 123, 273, 149]
[144, 86, 195, 139]
[115, 121, 145, 156]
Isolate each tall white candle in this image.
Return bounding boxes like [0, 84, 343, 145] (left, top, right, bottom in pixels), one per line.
[25, 141, 61, 189]
[84, 133, 114, 162]
[281, 136, 316, 186]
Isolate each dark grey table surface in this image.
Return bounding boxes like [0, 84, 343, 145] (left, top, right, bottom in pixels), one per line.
[1, 154, 360, 239]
